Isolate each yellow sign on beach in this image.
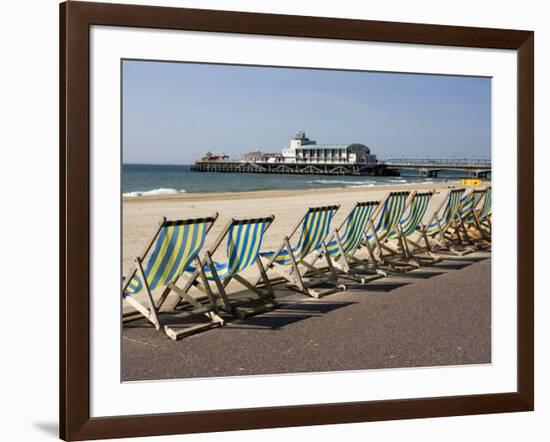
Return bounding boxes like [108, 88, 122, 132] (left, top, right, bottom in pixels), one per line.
[461, 178, 482, 186]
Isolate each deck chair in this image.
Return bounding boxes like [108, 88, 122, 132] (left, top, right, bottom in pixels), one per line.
[467, 186, 492, 240]
[194, 216, 278, 319]
[439, 190, 474, 244]
[363, 191, 412, 267]
[316, 201, 386, 282]
[259, 205, 344, 298]
[122, 214, 224, 340]
[462, 188, 487, 229]
[421, 188, 466, 254]
[384, 190, 436, 269]
[447, 188, 487, 248]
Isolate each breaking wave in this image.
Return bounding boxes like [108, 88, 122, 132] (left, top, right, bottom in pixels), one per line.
[123, 188, 186, 197]
[346, 184, 376, 189]
[307, 179, 377, 186]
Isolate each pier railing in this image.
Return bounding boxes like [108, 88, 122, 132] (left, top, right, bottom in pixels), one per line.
[190, 157, 491, 177]
[382, 158, 492, 168]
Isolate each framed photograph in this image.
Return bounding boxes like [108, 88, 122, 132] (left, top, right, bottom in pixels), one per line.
[60, 1, 533, 440]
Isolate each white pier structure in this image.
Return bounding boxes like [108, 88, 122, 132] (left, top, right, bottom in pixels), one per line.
[280, 131, 377, 165]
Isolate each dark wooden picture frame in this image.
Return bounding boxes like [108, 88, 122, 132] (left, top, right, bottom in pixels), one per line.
[60, 1, 534, 440]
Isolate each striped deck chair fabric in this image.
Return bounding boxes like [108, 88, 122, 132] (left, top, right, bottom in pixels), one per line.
[124, 218, 211, 296]
[454, 190, 477, 226]
[425, 189, 464, 236]
[326, 202, 379, 258]
[388, 191, 432, 240]
[465, 187, 491, 242]
[260, 206, 338, 265]
[445, 190, 480, 248]
[366, 191, 409, 243]
[194, 216, 276, 319]
[196, 219, 271, 281]
[464, 189, 487, 223]
[122, 215, 223, 339]
[476, 187, 492, 222]
[473, 189, 487, 212]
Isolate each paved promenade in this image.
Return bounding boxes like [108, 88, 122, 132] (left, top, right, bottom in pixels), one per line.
[123, 252, 491, 381]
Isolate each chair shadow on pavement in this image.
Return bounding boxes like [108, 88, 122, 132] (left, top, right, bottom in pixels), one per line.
[277, 300, 357, 314]
[225, 301, 357, 331]
[429, 261, 475, 271]
[225, 314, 315, 330]
[123, 253, 491, 336]
[401, 270, 444, 279]
[124, 300, 357, 332]
[344, 281, 410, 292]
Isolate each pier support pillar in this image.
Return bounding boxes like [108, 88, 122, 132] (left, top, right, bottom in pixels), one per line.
[420, 169, 438, 178]
[472, 170, 490, 179]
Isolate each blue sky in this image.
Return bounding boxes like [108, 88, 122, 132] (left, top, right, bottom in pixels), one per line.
[122, 60, 491, 164]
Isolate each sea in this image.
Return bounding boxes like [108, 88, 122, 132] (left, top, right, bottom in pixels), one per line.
[122, 164, 482, 197]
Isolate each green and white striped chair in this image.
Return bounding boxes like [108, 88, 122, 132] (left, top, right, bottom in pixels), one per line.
[363, 191, 411, 265]
[447, 188, 487, 248]
[470, 186, 492, 239]
[196, 216, 278, 319]
[384, 190, 435, 268]
[260, 205, 343, 298]
[456, 186, 491, 243]
[423, 188, 465, 252]
[322, 201, 387, 282]
[122, 214, 223, 340]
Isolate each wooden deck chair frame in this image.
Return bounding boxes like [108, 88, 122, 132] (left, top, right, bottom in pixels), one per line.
[398, 194, 442, 265]
[309, 200, 386, 283]
[121, 214, 224, 340]
[395, 188, 463, 263]
[465, 186, 492, 243]
[429, 189, 477, 256]
[380, 190, 437, 271]
[363, 191, 413, 269]
[447, 188, 488, 248]
[440, 189, 479, 255]
[260, 205, 344, 298]
[199, 216, 278, 319]
[479, 187, 492, 233]
[414, 187, 467, 256]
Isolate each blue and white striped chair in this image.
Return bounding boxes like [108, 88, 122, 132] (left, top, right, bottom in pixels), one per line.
[459, 186, 491, 243]
[260, 205, 343, 298]
[448, 189, 482, 247]
[363, 191, 411, 264]
[122, 214, 223, 340]
[196, 216, 278, 318]
[384, 190, 435, 267]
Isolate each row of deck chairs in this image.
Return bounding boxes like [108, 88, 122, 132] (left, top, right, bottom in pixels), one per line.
[122, 186, 491, 340]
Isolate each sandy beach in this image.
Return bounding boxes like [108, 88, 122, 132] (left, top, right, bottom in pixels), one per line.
[122, 181, 488, 276]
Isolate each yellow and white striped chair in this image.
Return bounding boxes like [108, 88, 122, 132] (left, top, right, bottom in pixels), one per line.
[122, 214, 223, 340]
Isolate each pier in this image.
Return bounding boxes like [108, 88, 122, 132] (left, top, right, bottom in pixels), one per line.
[191, 133, 490, 177]
[190, 158, 491, 177]
[190, 160, 379, 175]
[381, 158, 492, 178]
